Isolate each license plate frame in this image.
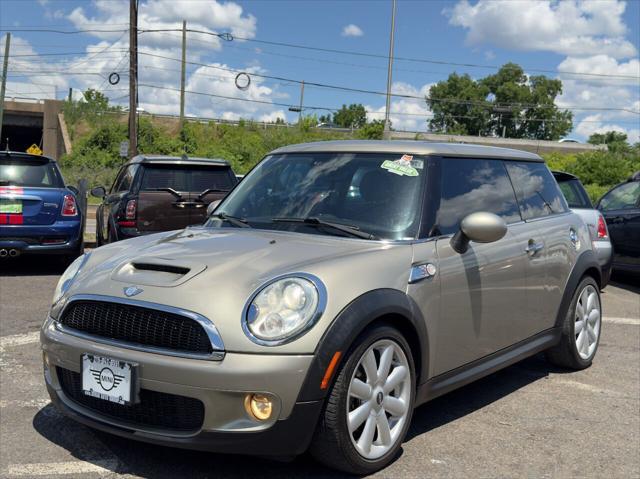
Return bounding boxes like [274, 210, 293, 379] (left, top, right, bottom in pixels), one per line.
[0, 199, 22, 214]
[81, 354, 138, 405]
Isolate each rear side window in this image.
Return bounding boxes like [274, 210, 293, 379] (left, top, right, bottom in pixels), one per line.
[0, 158, 63, 188]
[435, 158, 522, 236]
[140, 165, 234, 192]
[556, 178, 592, 209]
[506, 162, 569, 220]
[599, 182, 640, 211]
[112, 165, 138, 193]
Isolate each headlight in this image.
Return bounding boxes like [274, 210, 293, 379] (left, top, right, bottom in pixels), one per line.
[244, 274, 326, 345]
[52, 253, 90, 305]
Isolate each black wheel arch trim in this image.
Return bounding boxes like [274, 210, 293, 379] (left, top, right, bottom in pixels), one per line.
[296, 288, 429, 403]
[554, 250, 601, 331]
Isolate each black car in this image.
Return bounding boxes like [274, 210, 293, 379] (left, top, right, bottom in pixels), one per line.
[596, 172, 640, 275]
[91, 155, 237, 245]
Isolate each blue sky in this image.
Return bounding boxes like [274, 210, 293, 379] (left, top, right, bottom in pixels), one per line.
[1, 0, 639, 141]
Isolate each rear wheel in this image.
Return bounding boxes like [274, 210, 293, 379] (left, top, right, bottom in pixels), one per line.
[546, 276, 602, 370]
[309, 325, 415, 475]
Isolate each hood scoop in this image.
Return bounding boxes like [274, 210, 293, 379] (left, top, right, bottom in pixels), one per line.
[111, 257, 206, 287]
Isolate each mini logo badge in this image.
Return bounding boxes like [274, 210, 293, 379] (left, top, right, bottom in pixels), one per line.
[124, 286, 143, 297]
[90, 367, 123, 391]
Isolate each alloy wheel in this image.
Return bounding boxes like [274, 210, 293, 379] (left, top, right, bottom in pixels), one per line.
[575, 284, 601, 360]
[346, 339, 411, 460]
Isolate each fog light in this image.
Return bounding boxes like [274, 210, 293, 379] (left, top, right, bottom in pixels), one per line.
[244, 393, 273, 421]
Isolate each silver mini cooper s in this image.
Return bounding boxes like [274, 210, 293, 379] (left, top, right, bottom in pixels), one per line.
[42, 141, 603, 474]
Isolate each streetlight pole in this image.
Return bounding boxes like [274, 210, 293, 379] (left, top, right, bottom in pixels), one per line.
[383, 0, 396, 140]
[128, 0, 138, 158]
[0, 32, 11, 143]
[179, 20, 187, 129]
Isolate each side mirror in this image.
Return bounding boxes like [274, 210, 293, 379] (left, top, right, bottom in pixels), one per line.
[90, 186, 106, 198]
[67, 185, 79, 195]
[206, 199, 222, 217]
[450, 212, 507, 254]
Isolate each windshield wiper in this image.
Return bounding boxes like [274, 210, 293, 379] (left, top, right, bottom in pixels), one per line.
[197, 188, 229, 200]
[211, 212, 251, 228]
[0, 180, 17, 186]
[272, 217, 377, 240]
[145, 187, 183, 199]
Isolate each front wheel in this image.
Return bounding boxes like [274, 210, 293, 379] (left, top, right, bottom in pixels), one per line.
[309, 325, 415, 475]
[546, 276, 602, 370]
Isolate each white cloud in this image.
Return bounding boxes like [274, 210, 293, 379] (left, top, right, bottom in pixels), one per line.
[68, 0, 257, 48]
[341, 24, 364, 37]
[4, 1, 289, 123]
[447, 0, 637, 59]
[558, 55, 640, 86]
[575, 114, 639, 144]
[366, 82, 433, 131]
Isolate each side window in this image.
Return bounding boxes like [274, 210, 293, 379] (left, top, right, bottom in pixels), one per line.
[506, 162, 568, 220]
[557, 179, 592, 209]
[113, 165, 138, 193]
[435, 158, 522, 236]
[599, 182, 640, 211]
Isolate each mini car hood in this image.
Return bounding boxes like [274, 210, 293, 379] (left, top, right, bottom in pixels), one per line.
[64, 227, 413, 353]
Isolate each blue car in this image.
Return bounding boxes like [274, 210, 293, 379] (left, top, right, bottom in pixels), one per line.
[0, 151, 83, 261]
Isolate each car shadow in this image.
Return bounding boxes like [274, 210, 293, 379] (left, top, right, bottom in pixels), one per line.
[32, 353, 569, 478]
[609, 273, 640, 294]
[406, 353, 569, 441]
[0, 256, 68, 276]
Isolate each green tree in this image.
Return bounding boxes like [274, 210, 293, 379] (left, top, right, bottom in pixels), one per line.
[427, 63, 572, 140]
[332, 103, 367, 128]
[356, 119, 386, 140]
[427, 73, 491, 135]
[588, 131, 630, 152]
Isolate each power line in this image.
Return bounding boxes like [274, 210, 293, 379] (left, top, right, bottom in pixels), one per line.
[137, 50, 640, 114]
[1, 28, 128, 35]
[139, 28, 640, 81]
[137, 82, 640, 124]
[5, 25, 639, 81]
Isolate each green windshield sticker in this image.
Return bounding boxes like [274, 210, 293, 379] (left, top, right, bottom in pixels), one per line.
[381, 155, 420, 177]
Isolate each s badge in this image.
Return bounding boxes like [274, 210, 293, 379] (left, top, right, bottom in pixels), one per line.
[124, 286, 143, 297]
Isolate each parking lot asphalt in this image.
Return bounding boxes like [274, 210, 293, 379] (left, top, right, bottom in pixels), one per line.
[1, 258, 638, 478]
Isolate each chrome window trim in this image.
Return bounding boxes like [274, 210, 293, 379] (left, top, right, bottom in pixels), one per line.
[54, 294, 225, 361]
[241, 272, 328, 347]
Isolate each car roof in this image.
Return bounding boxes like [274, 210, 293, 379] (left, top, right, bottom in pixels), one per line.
[552, 170, 579, 181]
[0, 151, 56, 162]
[127, 154, 230, 167]
[269, 140, 543, 162]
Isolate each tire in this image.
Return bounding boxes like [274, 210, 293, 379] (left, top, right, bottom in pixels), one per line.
[309, 324, 416, 475]
[546, 276, 602, 370]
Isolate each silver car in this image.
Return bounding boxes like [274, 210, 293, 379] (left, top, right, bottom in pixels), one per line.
[41, 141, 604, 474]
[553, 170, 613, 286]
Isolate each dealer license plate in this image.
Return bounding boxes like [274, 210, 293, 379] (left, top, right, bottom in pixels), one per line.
[81, 354, 134, 405]
[0, 199, 22, 214]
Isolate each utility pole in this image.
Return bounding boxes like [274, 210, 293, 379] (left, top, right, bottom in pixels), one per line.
[179, 20, 186, 128]
[298, 80, 305, 125]
[128, 0, 138, 158]
[0, 32, 11, 142]
[383, 0, 396, 140]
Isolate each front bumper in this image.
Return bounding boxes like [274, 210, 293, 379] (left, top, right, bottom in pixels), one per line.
[41, 317, 321, 455]
[0, 219, 82, 254]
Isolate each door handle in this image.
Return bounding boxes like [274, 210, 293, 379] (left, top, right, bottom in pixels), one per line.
[525, 240, 544, 255]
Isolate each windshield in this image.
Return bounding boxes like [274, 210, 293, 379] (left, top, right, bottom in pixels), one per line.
[140, 165, 234, 192]
[207, 152, 426, 240]
[0, 157, 64, 188]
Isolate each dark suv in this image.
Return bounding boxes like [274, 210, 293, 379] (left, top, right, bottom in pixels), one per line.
[91, 155, 236, 244]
